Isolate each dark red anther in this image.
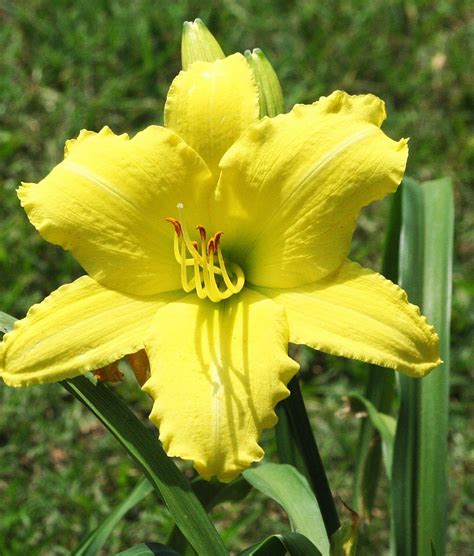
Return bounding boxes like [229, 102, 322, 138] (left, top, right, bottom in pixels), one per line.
[207, 238, 215, 256]
[165, 217, 182, 236]
[196, 224, 207, 241]
[214, 231, 224, 249]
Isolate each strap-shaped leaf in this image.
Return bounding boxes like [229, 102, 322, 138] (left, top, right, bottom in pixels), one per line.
[243, 463, 329, 556]
[351, 188, 400, 516]
[167, 476, 251, 554]
[329, 513, 359, 556]
[392, 177, 453, 555]
[274, 377, 340, 537]
[63, 376, 227, 556]
[116, 543, 181, 555]
[239, 532, 322, 556]
[348, 393, 396, 479]
[1, 310, 226, 555]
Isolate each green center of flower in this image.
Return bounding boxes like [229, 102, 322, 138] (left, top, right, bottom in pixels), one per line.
[166, 203, 245, 302]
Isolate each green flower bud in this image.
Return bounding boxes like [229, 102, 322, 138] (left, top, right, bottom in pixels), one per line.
[244, 48, 284, 117]
[181, 19, 225, 70]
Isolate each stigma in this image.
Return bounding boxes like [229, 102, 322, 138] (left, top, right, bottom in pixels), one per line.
[166, 203, 245, 302]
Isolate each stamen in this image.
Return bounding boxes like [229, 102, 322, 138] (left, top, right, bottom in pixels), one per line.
[196, 225, 206, 241]
[207, 241, 233, 301]
[213, 232, 240, 293]
[167, 218, 193, 266]
[207, 238, 215, 257]
[165, 217, 182, 237]
[165, 203, 245, 302]
[177, 203, 203, 263]
[193, 258, 207, 299]
[180, 239, 195, 292]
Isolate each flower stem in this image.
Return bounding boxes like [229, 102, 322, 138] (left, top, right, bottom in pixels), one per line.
[279, 375, 340, 537]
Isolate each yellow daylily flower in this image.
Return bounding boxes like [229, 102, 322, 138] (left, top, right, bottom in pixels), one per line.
[0, 53, 440, 482]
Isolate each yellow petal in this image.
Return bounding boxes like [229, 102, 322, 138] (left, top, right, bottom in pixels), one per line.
[164, 53, 259, 179]
[213, 91, 408, 289]
[255, 260, 441, 377]
[142, 289, 299, 482]
[0, 276, 181, 386]
[19, 125, 214, 296]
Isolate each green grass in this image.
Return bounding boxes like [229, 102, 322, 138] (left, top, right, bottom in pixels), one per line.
[0, 1, 472, 554]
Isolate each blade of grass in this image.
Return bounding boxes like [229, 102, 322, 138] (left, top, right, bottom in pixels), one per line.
[63, 376, 227, 556]
[351, 189, 400, 515]
[74, 477, 154, 556]
[392, 177, 453, 555]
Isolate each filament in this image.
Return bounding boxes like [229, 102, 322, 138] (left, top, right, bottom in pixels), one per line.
[166, 203, 245, 302]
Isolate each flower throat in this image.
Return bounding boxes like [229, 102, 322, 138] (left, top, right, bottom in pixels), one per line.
[166, 203, 244, 302]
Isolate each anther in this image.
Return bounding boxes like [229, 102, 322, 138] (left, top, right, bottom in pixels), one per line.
[196, 225, 206, 241]
[165, 205, 244, 302]
[165, 217, 182, 236]
[207, 238, 215, 256]
[214, 231, 224, 249]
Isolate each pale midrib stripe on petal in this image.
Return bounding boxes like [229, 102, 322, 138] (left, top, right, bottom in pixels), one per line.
[210, 359, 223, 466]
[295, 128, 375, 193]
[286, 288, 424, 352]
[62, 160, 145, 216]
[243, 127, 377, 255]
[20, 298, 148, 358]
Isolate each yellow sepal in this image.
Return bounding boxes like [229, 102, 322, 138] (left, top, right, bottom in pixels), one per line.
[0, 276, 181, 386]
[256, 260, 441, 377]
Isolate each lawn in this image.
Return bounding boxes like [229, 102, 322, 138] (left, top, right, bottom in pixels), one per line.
[0, 1, 472, 554]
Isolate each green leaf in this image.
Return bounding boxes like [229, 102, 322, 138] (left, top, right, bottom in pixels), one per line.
[1, 314, 222, 553]
[274, 402, 307, 472]
[63, 376, 227, 556]
[329, 512, 360, 556]
[74, 477, 154, 556]
[0, 311, 16, 334]
[239, 532, 322, 556]
[347, 393, 396, 479]
[116, 542, 181, 555]
[275, 376, 340, 537]
[392, 177, 453, 556]
[166, 476, 251, 554]
[243, 463, 329, 556]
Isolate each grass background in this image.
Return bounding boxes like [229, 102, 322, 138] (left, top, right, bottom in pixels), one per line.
[0, 0, 472, 554]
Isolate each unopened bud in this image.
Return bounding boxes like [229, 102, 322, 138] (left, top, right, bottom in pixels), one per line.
[181, 19, 225, 70]
[244, 48, 284, 117]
